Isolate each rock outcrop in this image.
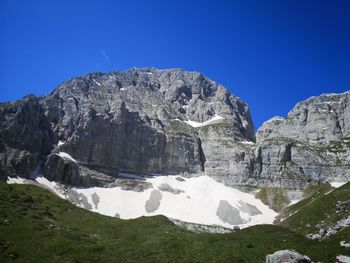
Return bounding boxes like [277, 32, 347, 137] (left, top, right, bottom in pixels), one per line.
[0, 68, 349, 189]
[265, 249, 312, 263]
[0, 95, 56, 180]
[252, 92, 350, 188]
[37, 68, 255, 186]
[257, 91, 350, 144]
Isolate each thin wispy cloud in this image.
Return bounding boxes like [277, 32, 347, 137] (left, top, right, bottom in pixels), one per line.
[99, 49, 110, 62]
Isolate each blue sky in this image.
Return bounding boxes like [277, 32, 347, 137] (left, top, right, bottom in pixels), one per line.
[1, 0, 349, 129]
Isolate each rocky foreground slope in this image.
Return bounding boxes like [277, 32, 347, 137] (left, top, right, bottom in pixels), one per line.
[0, 68, 349, 189]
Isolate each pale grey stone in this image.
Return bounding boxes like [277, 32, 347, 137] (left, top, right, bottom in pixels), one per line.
[145, 190, 162, 213]
[91, 192, 100, 209]
[216, 200, 245, 225]
[265, 249, 312, 263]
[158, 183, 184, 194]
[238, 201, 261, 216]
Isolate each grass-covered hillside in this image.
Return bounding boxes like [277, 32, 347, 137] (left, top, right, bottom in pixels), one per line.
[279, 182, 350, 237]
[275, 182, 334, 222]
[0, 182, 349, 262]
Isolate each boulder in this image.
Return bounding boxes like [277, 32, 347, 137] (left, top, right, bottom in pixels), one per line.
[265, 249, 312, 263]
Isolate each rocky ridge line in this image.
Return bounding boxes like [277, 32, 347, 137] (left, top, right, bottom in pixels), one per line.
[0, 68, 349, 189]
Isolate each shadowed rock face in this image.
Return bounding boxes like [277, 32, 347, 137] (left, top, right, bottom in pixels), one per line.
[0, 95, 56, 180]
[0, 68, 349, 189]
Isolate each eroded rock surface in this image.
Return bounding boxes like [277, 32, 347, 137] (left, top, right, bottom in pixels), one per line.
[257, 91, 350, 144]
[0, 68, 349, 189]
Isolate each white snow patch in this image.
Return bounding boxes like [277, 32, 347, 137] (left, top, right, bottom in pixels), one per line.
[56, 152, 78, 163]
[34, 176, 66, 198]
[92, 79, 101, 86]
[7, 175, 66, 199]
[240, 140, 255, 145]
[341, 241, 350, 248]
[36, 175, 276, 229]
[120, 88, 126, 91]
[331, 181, 347, 188]
[58, 140, 65, 146]
[7, 177, 27, 184]
[185, 115, 224, 128]
[289, 198, 302, 205]
[337, 255, 350, 263]
[8, 173, 277, 230]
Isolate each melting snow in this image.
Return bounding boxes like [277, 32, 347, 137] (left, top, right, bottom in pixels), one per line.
[341, 241, 350, 248]
[13, 173, 277, 229]
[240, 140, 255, 145]
[185, 115, 224, 128]
[331, 181, 347, 188]
[7, 177, 27, 184]
[56, 152, 78, 163]
[92, 79, 101, 86]
[337, 255, 350, 263]
[7, 176, 66, 199]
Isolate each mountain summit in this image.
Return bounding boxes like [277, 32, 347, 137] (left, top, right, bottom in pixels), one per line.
[0, 68, 349, 189]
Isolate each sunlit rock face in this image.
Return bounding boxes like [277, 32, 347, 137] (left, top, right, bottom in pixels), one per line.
[38, 68, 255, 186]
[0, 68, 349, 189]
[253, 91, 350, 188]
[257, 91, 350, 144]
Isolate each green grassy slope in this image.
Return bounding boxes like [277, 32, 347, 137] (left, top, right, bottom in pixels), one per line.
[0, 182, 348, 263]
[279, 182, 350, 236]
[275, 182, 334, 223]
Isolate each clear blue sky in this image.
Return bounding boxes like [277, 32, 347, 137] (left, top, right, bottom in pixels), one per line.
[1, 0, 349, 129]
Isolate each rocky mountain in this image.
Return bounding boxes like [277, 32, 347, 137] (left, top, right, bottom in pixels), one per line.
[0, 68, 349, 189]
[257, 91, 350, 144]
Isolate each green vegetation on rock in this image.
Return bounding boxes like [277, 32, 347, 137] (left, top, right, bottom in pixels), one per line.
[275, 182, 333, 224]
[255, 187, 290, 212]
[279, 182, 350, 236]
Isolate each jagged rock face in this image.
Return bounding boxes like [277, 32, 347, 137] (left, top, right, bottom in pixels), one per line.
[194, 89, 350, 189]
[38, 68, 254, 184]
[0, 96, 56, 180]
[257, 91, 350, 144]
[0, 68, 349, 189]
[253, 92, 350, 188]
